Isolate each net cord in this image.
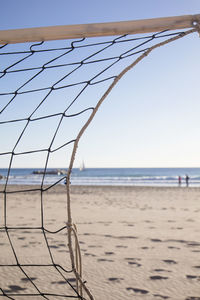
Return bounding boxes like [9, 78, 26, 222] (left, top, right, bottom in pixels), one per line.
[65, 25, 199, 299]
[0, 22, 199, 300]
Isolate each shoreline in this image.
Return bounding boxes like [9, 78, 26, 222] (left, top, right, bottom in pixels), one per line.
[1, 167, 200, 188]
[1, 183, 199, 189]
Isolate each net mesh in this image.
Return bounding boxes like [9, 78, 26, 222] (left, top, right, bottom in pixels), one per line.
[0, 26, 198, 299]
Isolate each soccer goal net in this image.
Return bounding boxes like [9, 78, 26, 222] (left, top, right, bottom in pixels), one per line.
[0, 14, 199, 300]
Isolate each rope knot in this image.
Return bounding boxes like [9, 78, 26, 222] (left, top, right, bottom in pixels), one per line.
[66, 222, 73, 228]
[193, 21, 200, 37]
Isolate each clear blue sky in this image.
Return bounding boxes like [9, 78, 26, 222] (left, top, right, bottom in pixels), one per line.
[1, 1, 200, 168]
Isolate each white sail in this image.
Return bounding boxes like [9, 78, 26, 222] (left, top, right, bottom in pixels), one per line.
[79, 161, 85, 171]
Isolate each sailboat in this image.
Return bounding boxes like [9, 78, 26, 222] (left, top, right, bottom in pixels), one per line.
[79, 161, 85, 171]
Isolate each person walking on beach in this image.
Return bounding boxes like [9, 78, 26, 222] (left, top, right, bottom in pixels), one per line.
[178, 176, 182, 186]
[185, 174, 189, 187]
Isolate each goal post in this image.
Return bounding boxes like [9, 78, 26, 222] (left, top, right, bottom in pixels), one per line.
[0, 14, 200, 44]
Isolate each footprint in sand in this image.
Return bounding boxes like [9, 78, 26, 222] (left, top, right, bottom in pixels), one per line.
[125, 257, 141, 261]
[52, 278, 76, 285]
[153, 294, 169, 299]
[118, 235, 138, 239]
[51, 280, 66, 285]
[4, 285, 27, 293]
[21, 277, 37, 282]
[141, 246, 154, 250]
[186, 219, 195, 222]
[58, 243, 66, 247]
[124, 257, 142, 267]
[150, 275, 168, 280]
[185, 297, 200, 300]
[154, 269, 172, 273]
[115, 245, 127, 248]
[168, 246, 180, 250]
[128, 261, 141, 267]
[171, 227, 183, 230]
[49, 245, 59, 249]
[186, 275, 200, 280]
[151, 238, 162, 242]
[108, 277, 123, 283]
[126, 287, 149, 294]
[187, 242, 200, 247]
[97, 258, 114, 262]
[105, 251, 114, 255]
[84, 252, 96, 257]
[167, 220, 176, 223]
[163, 259, 177, 264]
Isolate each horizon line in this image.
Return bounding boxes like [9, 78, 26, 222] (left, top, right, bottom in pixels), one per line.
[1, 166, 200, 169]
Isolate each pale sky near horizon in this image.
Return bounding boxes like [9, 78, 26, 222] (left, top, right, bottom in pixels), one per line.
[0, 0, 200, 168]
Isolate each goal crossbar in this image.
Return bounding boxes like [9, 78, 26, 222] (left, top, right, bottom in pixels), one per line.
[0, 14, 200, 44]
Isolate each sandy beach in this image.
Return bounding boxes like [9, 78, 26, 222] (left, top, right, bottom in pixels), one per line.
[1, 185, 200, 299]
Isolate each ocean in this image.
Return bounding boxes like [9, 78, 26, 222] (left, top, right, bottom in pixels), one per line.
[0, 168, 200, 187]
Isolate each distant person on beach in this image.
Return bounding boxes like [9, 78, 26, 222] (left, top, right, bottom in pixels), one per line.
[185, 174, 189, 187]
[178, 176, 182, 186]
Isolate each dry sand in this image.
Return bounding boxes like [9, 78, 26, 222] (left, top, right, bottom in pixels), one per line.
[1, 185, 200, 299]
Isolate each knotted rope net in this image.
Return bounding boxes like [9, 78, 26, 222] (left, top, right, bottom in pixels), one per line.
[0, 24, 199, 299]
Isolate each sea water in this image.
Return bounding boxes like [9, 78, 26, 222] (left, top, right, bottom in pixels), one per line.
[0, 168, 200, 187]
